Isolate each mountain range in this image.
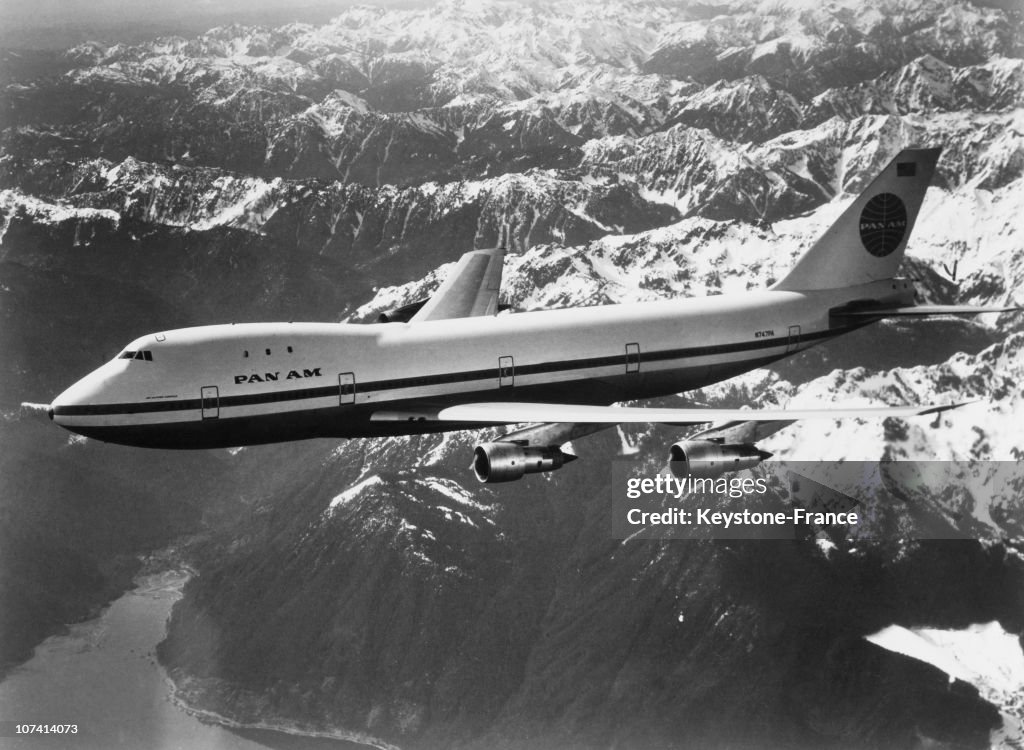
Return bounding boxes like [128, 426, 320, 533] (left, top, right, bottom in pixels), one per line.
[2, 0, 1022, 747]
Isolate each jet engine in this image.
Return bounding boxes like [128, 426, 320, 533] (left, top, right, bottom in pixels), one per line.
[668, 440, 772, 479]
[472, 442, 577, 483]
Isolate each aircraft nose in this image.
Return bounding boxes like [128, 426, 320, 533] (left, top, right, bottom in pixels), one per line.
[50, 386, 81, 427]
[50, 362, 122, 427]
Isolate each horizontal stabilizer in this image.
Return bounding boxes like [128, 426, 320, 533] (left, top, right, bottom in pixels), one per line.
[397, 400, 972, 426]
[833, 304, 1020, 319]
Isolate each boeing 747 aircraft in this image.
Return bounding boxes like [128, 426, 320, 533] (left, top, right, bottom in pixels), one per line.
[49, 148, 1016, 481]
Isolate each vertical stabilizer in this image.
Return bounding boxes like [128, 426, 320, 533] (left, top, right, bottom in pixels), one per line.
[772, 148, 941, 291]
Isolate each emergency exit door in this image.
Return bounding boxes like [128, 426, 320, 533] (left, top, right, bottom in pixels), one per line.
[625, 343, 640, 373]
[498, 356, 514, 387]
[339, 372, 356, 405]
[201, 386, 219, 420]
[786, 325, 801, 353]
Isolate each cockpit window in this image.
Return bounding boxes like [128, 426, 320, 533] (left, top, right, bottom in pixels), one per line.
[119, 350, 153, 361]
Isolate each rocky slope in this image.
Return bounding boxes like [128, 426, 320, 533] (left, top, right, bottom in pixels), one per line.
[2, 0, 1023, 747]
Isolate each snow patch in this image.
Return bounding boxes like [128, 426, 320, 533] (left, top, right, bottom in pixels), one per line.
[328, 475, 382, 511]
[866, 622, 1024, 741]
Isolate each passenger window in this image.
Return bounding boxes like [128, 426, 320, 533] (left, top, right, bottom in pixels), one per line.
[244, 350, 249, 358]
[287, 346, 293, 353]
[266, 349, 271, 355]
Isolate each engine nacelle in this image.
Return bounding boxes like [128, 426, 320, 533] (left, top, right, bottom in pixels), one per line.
[668, 441, 772, 479]
[473, 442, 577, 483]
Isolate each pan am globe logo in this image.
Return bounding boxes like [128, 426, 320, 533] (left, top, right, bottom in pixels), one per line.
[859, 192, 908, 257]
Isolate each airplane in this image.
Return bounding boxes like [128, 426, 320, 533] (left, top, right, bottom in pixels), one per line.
[49, 148, 1018, 482]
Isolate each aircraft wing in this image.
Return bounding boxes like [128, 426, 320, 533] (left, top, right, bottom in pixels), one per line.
[409, 247, 505, 322]
[371, 400, 968, 425]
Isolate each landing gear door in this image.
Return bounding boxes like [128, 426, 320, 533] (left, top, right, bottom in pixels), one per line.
[201, 386, 219, 420]
[339, 372, 356, 405]
[787, 325, 801, 353]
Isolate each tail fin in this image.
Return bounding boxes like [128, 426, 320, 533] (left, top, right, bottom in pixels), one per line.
[772, 147, 941, 292]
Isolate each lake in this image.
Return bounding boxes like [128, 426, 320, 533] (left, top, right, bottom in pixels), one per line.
[0, 570, 369, 750]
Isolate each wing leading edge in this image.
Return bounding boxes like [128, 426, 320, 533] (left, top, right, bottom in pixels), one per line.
[371, 400, 968, 426]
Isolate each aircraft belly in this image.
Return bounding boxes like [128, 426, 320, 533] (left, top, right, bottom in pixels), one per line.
[64, 412, 339, 449]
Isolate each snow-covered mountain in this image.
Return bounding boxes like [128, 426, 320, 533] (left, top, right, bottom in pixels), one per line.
[2, 0, 1023, 748]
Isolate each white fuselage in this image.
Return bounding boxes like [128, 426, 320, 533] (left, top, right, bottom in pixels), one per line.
[50, 281, 907, 448]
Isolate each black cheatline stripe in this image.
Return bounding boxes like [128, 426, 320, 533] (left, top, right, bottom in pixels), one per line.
[53, 326, 848, 417]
